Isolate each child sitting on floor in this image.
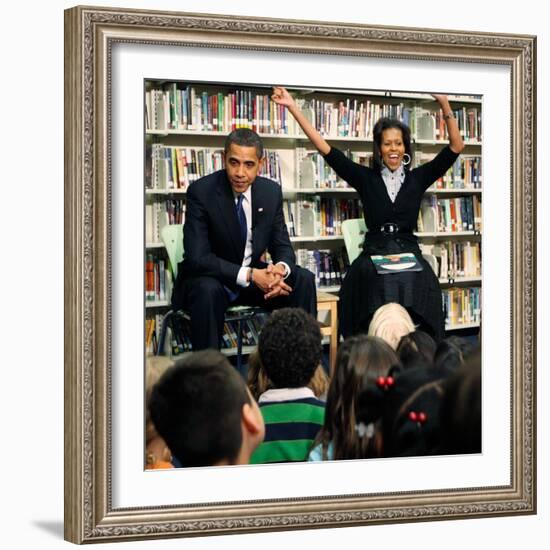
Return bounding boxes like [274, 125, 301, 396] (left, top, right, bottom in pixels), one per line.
[250, 308, 325, 464]
[150, 350, 265, 467]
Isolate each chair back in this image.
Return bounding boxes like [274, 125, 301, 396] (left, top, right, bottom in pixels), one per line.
[341, 218, 367, 264]
[160, 224, 184, 279]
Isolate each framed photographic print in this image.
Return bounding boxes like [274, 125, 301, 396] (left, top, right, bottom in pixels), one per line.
[64, 5, 536, 544]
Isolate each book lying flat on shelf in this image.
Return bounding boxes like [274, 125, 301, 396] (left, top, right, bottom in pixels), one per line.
[370, 253, 423, 274]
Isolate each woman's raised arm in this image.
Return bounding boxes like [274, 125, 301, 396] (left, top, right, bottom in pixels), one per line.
[432, 94, 465, 154]
[271, 86, 331, 156]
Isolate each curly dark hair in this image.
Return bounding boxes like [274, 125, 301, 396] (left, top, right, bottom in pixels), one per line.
[258, 307, 322, 388]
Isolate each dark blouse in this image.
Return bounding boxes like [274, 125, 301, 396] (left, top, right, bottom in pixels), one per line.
[323, 144, 460, 340]
[323, 145, 459, 241]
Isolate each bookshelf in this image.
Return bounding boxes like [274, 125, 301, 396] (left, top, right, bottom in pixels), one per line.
[144, 81, 482, 355]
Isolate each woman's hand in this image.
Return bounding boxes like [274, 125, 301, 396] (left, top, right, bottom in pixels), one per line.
[431, 93, 447, 102]
[271, 85, 331, 155]
[271, 86, 295, 108]
[431, 94, 464, 154]
[431, 93, 450, 108]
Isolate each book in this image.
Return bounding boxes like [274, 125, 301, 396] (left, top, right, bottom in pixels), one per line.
[370, 253, 423, 274]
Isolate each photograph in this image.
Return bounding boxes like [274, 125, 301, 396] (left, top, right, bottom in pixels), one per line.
[143, 79, 483, 472]
[63, 4, 536, 544]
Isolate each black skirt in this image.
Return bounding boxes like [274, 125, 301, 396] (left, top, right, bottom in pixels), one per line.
[338, 235, 444, 342]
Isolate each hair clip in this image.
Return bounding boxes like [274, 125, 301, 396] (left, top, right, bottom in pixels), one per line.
[355, 422, 375, 439]
[376, 376, 395, 390]
[408, 411, 428, 425]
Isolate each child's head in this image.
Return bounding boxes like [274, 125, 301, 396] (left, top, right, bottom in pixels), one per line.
[319, 335, 400, 460]
[368, 302, 416, 350]
[258, 307, 322, 389]
[150, 350, 264, 467]
[434, 336, 476, 376]
[145, 356, 174, 467]
[379, 367, 446, 457]
[396, 330, 436, 370]
[439, 348, 481, 454]
[248, 349, 329, 401]
[145, 355, 174, 445]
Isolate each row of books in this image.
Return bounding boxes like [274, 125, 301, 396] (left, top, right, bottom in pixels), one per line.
[145, 196, 481, 246]
[433, 107, 482, 143]
[147, 143, 482, 193]
[295, 101, 482, 142]
[428, 155, 482, 190]
[145, 314, 164, 355]
[146, 196, 360, 245]
[420, 241, 481, 279]
[164, 199, 185, 225]
[146, 86, 301, 135]
[221, 314, 269, 350]
[145, 85, 482, 142]
[283, 197, 363, 237]
[147, 145, 283, 190]
[168, 312, 270, 355]
[418, 195, 482, 233]
[298, 97, 409, 139]
[145, 254, 172, 302]
[296, 149, 367, 189]
[442, 287, 481, 327]
[296, 248, 347, 288]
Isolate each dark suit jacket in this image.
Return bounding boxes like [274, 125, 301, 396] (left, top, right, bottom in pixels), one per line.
[175, 170, 296, 296]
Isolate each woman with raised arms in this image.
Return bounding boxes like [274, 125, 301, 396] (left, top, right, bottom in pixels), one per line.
[271, 86, 464, 341]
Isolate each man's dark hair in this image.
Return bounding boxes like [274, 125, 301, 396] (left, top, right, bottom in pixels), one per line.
[258, 307, 322, 388]
[372, 117, 413, 172]
[224, 128, 264, 159]
[149, 350, 251, 467]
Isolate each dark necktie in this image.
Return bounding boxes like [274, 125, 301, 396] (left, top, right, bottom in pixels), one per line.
[236, 193, 247, 248]
[224, 194, 247, 303]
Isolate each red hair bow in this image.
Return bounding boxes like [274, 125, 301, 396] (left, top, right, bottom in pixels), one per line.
[376, 376, 395, 390]
[408, 411, 428, 424]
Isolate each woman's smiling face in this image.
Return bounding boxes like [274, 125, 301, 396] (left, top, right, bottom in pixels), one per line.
[380, 128, 405, 171]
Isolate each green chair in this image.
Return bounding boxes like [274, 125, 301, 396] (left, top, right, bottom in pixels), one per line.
[341, 218, 368, 263]
[156, 224, 265, 373]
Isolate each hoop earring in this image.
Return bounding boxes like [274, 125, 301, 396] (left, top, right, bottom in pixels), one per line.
[402, 153, 411, 166]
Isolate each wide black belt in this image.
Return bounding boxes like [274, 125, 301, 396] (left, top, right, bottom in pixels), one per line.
[369, 223, 412, 236]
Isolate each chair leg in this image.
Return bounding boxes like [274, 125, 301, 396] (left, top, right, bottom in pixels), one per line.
[156, 310, 174, 356]
[236, 319, 243, 374]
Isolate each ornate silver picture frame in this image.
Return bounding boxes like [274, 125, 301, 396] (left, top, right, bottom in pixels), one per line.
[64, 5, 536, 544]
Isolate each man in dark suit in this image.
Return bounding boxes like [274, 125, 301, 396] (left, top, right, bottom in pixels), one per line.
[172, 128, 317, 351]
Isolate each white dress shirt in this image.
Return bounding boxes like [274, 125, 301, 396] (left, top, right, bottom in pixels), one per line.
[234, 188, 290, 287]
[380, 164, 406, 202]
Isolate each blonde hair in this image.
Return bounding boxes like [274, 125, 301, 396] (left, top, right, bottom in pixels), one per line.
[368, 303, 415, 350]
